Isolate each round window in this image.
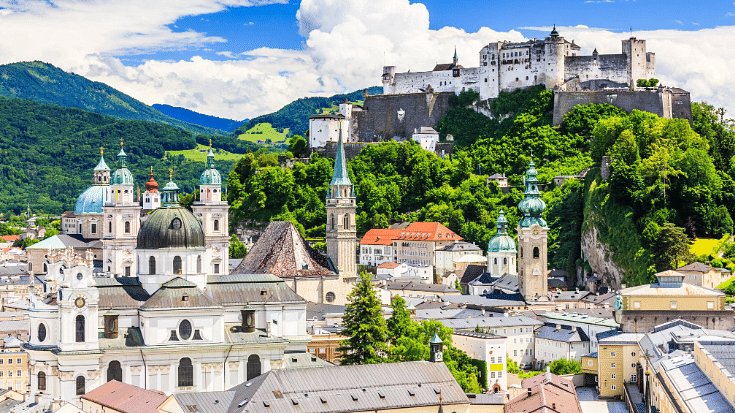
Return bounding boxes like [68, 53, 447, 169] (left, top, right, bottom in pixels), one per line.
[325, 292, 336, 303]
[38, 323, 47, 342]
[179, 320, 192, 340]
[76, 273, 83, 280]
[172, 218, 182, 230]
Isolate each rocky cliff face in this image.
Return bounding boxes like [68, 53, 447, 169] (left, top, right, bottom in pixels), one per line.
[581, 218, 625, 289]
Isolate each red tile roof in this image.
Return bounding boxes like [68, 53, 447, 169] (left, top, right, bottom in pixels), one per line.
[0, 235, 19, 242]
[360, 229, 400, 245]
[81, 380, 166, 413]
[378, 262, 401, 269]
[360, 223, 461, 245]
[507, 373, 581, 413]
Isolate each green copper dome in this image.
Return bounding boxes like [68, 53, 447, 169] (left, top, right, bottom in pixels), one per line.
[137, 179, 204, 249]
[199, 150, 222, 185]
[488, 210, 517, 253]
[112, 147, 134, 186]
[94, 155, 110, 171]
[518, 160, 548, 228]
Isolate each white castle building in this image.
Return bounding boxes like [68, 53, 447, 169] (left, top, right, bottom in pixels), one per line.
[24, 144, 311, 405]
[382, 26, 655, 100]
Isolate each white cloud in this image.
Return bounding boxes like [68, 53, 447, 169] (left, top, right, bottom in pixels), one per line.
[0, 0, 735, 120]
[674, 20, 683, 25]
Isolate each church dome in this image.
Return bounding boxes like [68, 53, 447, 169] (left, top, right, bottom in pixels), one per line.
[112, 168, 134, 186]
[488, 234, 516, 253]
[74, 186, 106, 214]
[136, 206, 204, 249]
[199, 150, 221, 185]
[145, 169, 159, 192]
[518, 197, 546, 216]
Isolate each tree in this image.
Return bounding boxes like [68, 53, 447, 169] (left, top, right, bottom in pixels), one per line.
[338, 272, 388, 365]
[652, 223, 691, 271]
[229, 234, 247, 259]
[288, 135, 308, 158]
[386, 296, 412, 341]
[548, 359, 582, 375]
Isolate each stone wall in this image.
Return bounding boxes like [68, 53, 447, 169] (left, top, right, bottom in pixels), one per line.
[621, 310, 735, 332]
[353, 92, 454, 141]
[314, 140, 455, 160]
[552, 88, 692, 126]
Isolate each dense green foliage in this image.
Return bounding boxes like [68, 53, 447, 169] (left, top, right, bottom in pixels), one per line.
[234, 86, 382, 136]
[0, 61, 223, 135]
[338, 272, 389, 365]
[229, 234, 248, 259]
[548, 358, 582, 375]
[0, 95, 247, 215]
[636, 78, 660, 88]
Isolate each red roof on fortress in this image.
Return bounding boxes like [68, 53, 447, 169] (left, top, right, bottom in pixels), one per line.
[360, 222, 462, 245]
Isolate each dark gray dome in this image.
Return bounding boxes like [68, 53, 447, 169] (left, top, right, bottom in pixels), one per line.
[136, 206, 204, 249]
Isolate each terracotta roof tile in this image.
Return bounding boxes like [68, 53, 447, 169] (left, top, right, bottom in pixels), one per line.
[378, 262, 401, 269]
[81, 380, 166, 413]
[360, 229, 401, 245]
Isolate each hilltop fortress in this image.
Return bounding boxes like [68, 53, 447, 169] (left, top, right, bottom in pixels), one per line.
[382, 26, 655, 99]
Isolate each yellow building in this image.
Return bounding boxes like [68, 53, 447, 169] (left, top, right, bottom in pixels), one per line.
[0, 347, 28, 394]
[616, 270, 732, 332]
[597, 333, 644, 398]
[677, 262, 733, 289]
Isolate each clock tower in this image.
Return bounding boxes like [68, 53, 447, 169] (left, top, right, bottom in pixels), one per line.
[517, 160, 549, 302]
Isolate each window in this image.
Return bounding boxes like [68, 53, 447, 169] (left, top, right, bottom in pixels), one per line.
[108, 222, 112, 233]
[611, 374, 616, 379]
[197, 255, 202, 273]
[708, 301, 714, 309]
[343, 214, 350, 230]
[124, 221, 131, 233]
[330, 214, 335, 230]
[169, 331, 179, 341]
[91, 223, 97, 234]
[7, 371, 11, 377]
[325, 292, 336, 303]
[247, 355, 261, 380]
[494, 258, 497, 265]
[214, 263, 220, 274]
[15, 359, 20, 364]
[38, 372, 46, 391]
[76, 315, 85, 343]
[634, 301, 640, 309]
[533, 247, 540, 259]
[611, 384, 616, 390]
[611, 352, 616, 357]
[178, 358, 193, 387]
[498, 371, 503, 378]
[671, 301, 677, 309]
[514, 350, 517, 356]
[588, 360, 593, 366]
[631, 374, 637, 383]
[76, 376, 85, 395]
[124, 266, 131, 277]
[108, 361, 122, 382]
[611, 363, 616, 368]
[214, 219, 219, 232]
[498, 356, 502, 363]
[147, 256, 156, 275]
[179, 320, 193, 340]
[173, 256, 182, 274]
[37, 324, 46, 342]
[16, 370, 20, 377]
[631, 352, 636, 357]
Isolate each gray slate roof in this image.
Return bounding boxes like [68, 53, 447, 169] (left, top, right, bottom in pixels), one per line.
[206, 274, 306, 305]
[550, 290, 590, 301]
[438, 242, 482, 252]
[383, 281, 459, 294]
[227, 361, 468, 413]
[96, 277, 151, 310]
[536, 325, 590, 343]
[676, 262, 712, 273]
[173, 391, 235, 413]
[438, 315, 542, 330]
[659, 353, 735, 413]
[141, 277, 222, 310]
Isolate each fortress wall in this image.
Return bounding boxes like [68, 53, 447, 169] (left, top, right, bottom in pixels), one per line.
[671, 90, 693, 124]
[315, 140, 455, 160]
[353, 92, 454, 141]
[553, 89, 681, 126]
[390, 68, 481, 96]
[564, 54, 629, 85]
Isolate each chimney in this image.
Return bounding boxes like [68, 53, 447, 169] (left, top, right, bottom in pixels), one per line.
[556, 324, 561, 331]
[481, 308, 486, 316]
[527, 388, 532, 397]
[546, 366, 551, 381]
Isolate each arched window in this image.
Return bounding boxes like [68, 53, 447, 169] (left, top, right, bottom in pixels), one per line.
[178, 358, 193, 387]
[520, 247, 523, 258]
[107, 361, 122, 383]
[214, 219, 219, 232]
[76, 376, 85, 395]
[124, 221, 130, 233]
[108, 221, 112, 233]
[196, 255, 202, 273]
[173, 256, 182, 275]
[493, 258, 498, 265]
[149, 257, 156, 275]
[504, 258, 507, 265]
[533, 247, 540, 259]
[75, 315, 85, 343]
[343, 214, 349, 230]
[247, 355, 261, 380]
[37, 323, 46, 343]
[330, 214, 335, 230]
[38, 372, 46, 391]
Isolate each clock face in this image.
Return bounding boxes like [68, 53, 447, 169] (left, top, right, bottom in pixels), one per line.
[533, 229, 539, 235]
[75, 296, 86, 309]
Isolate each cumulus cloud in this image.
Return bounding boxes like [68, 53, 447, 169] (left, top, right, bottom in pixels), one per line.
[1, 0, 735, 120]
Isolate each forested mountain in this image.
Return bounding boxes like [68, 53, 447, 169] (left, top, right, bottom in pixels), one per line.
[234, 86, 383, 136]
[153, 104, 246, 132]
[228, 86, 735, 287]
[0, 95, 261, 215]
[0, 61, 224, 135]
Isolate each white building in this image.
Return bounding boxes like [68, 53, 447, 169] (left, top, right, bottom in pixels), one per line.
[534, 324, 591, 369]
[435, 241, 482, 276]
[383, 27, 655, 100]
[411, 127, 439, 152]
[541, 311, 619, 353]
[452, 330, 508, 392]
[359, 229, 396, 267]
[308, 100, 355, 148]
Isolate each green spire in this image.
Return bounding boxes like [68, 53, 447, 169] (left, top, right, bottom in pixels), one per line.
[162, 168, 180, 207]
[430, 331, 443, 344]
[496, 209, 508, 233]
[330, 123, 352, 187]
[117, 138, 127, 168]
[518, 158, 547, 228]
[453, 47, 458, 61]
[550, 24, 559, 37]
[206, 149, 215, 169]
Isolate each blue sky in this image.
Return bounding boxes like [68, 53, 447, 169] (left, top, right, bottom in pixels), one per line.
[1, 0, 735, 119]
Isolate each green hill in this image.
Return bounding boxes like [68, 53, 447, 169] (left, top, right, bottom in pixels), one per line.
[0, 61, 224, 135]
[0, 95, 261, 215]
[235, 86, 382, 137]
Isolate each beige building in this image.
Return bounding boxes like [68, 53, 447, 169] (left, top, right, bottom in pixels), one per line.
[617, 270, 733, 332]
[0, 344, 29, 394]
[452, 330, 508, 391]
[676, 262, 733, 289]
[597, 333, 644, 398]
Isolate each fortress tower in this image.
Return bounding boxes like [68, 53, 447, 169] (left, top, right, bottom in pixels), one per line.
[543, 25, 566, 89]
[517, 160, 548, 302]
[326, 124, 357, 278]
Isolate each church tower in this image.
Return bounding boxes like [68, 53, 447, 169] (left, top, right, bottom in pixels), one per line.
[517, 160, 548, 302]
[326, 124, 357, 278]
[487, 210, 517, 276]
[102, 139, 142, 276]
[192, 144, 230, 275]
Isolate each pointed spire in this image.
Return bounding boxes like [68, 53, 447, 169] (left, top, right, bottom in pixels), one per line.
[496, 210, 508, 234]
[329, 122, 352, 187]
[117, 137, 127, 168]
[94, 146, 110, 171]
[550, 24, 559, 37]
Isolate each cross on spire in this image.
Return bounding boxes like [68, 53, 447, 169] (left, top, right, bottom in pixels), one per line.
[120, 137, 124, 147]
[209, 138, 212, 148]
[169, 168, 173, 181]
[100, 146, 104, 156]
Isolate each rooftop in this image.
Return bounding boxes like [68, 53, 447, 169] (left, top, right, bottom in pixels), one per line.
[81, 380, 167, 413]
[660, 353, 735, 413]
[542, 312, 619, 328]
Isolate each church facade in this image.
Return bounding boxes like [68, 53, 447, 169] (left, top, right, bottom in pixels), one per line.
[25, 146, 310, 405]
[382, 27, 655, 100]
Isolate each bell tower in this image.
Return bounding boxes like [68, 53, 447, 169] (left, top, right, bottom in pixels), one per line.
[326, 124, 357, 278]
[517, 159, 548, 302]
